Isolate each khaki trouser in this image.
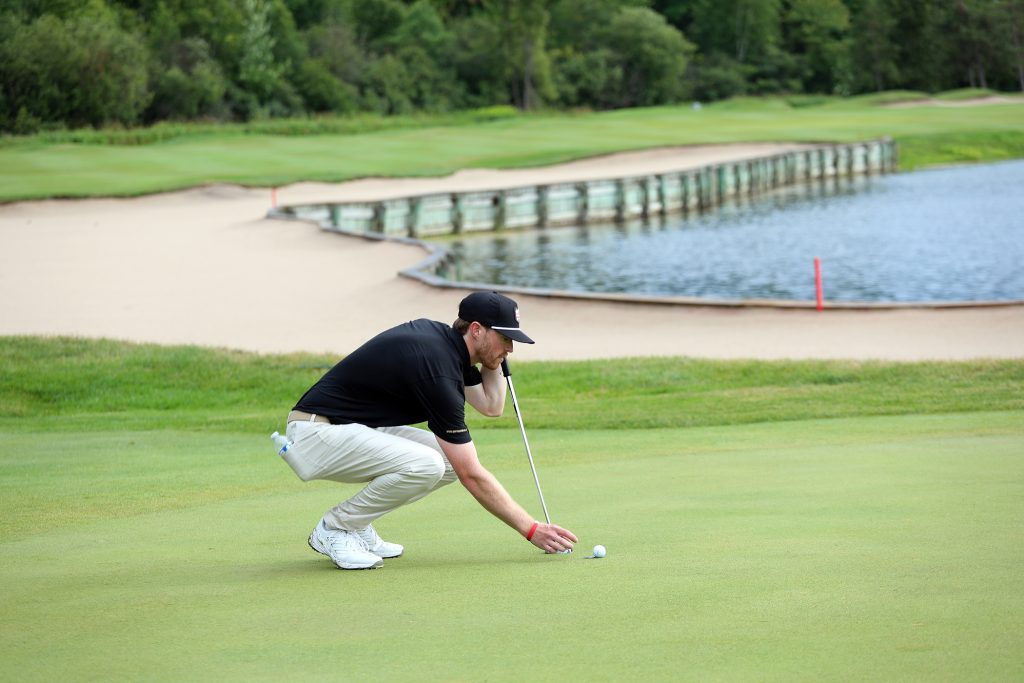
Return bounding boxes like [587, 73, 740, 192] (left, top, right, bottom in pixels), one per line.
[283, 417, 458, 531]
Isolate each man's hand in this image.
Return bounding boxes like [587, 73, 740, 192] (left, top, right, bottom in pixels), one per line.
[526, 522, 578, 554]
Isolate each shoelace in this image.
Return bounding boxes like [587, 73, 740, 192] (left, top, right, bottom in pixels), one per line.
[359, 526, 381, 547]
[326, 528, 370, 553]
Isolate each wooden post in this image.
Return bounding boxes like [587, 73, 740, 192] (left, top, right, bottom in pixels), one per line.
[451, 194, 463, 234]
[576, 182, 589, 225]
[657, 175, 667, 215]
[615, 179, 626, 222]
[407, 198, 421, 237]
[494, 191, 506, 230]
[681, 174, 690, 212]
[716, 165, 726, 202]
[330, 205, 341, 228]
[371, 202, 385, 234]
[537, 185, 549, 228]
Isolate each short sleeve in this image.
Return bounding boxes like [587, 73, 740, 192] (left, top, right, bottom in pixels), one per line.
[463, 365, 483, 387]
[414, 376, 472, 444]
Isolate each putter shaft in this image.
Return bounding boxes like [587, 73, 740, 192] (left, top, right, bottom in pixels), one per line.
[502, 361, 552, 525]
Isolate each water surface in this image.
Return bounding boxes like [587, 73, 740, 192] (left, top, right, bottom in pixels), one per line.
[444, 160, 1024, 303]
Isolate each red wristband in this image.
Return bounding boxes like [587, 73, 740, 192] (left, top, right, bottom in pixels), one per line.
[526, 522, 539, 541]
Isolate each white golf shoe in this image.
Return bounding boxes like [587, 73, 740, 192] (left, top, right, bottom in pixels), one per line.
[356, 525, 404, 559]
[308, 521, 383, 570]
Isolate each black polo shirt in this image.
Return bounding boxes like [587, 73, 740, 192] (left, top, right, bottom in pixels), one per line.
[292, 319, 483, 444]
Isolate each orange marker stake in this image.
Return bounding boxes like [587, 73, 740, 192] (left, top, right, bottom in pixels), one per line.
[814, 257, 824, 311]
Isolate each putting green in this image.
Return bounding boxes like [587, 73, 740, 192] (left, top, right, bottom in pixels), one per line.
[1, 411, 1021, 681]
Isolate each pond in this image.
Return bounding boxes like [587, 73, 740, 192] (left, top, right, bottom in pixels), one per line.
[441, 159, 1024, 304]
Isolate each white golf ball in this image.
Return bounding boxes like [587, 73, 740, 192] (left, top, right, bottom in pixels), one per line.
[592, 544, 606, 558]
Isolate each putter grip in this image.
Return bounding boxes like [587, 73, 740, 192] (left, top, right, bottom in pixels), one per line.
[501, 359, 511, 377]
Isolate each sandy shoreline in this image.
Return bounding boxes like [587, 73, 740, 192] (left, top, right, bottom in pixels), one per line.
[881, 95, 1024, 108]
[2, 143, 1021, 361]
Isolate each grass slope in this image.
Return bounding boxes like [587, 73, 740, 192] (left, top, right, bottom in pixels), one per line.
[2, 337, 1022, 434]
[1, 413, 1021, 682]
[2, 94, 1023, 201]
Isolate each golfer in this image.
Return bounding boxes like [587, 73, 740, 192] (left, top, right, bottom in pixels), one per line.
[280, 291, 578, 569]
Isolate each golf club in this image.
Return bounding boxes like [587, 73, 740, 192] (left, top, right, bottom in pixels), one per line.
[501, 358, 552, 526]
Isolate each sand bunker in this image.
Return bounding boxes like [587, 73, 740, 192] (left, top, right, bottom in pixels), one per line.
[1, 143, 1021, 360]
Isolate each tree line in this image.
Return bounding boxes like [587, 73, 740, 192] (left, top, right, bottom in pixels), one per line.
[2, 0, 1023, 135]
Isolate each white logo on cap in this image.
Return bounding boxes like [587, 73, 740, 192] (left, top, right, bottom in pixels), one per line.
[515, 307, 521, 322]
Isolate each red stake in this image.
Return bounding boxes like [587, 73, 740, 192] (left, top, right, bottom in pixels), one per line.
[814, 257, 824, 311]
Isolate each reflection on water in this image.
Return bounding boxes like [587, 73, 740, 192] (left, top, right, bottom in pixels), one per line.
[444, 160, 1024, 303]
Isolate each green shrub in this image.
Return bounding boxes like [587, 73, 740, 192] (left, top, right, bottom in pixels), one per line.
[294, 58, 358, 114]
[690, 53, 750, 103]
[0, 11, 151, 131]
[145, 37, 228, 122]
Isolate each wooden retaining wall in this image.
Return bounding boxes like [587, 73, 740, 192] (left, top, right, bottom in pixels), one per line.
[275, 138, 897, 239]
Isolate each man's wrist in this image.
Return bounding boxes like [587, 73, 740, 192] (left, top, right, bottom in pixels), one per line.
[526, 521, 539, 541]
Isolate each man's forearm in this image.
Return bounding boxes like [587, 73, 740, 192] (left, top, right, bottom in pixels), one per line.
[438, 437, 533, 535]
[460, 466, 534, 536]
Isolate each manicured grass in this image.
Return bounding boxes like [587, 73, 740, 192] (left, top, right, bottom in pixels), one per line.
[2, 338, 1022, 679]
[2, 93, 1023, 201]
[897, 129, 1024, 170]
[1, 413, 1021, 681]
[2, 337, 1022, 434]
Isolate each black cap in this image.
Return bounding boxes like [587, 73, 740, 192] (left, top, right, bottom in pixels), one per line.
[458, 291, 535, 344]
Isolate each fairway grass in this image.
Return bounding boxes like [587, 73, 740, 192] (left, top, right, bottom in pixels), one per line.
[3, 95, 1024, 201]
[2, 412, 1021, 681]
